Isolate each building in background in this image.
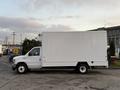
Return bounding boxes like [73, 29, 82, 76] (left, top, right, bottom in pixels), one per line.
[94, 26, 120, 57]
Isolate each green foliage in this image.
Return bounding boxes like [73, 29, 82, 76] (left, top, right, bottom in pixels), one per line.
[22, 38, 41, 55]
[109, 41, 115, 56]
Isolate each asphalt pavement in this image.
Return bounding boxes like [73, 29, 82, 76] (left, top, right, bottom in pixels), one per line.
[0, 56, 120, 90]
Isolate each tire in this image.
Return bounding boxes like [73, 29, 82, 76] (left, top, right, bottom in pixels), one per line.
[16, 63, 28, 74]
[77, 64, 88, 74]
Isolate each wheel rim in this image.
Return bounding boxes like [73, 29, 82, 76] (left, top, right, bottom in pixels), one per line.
[18, 66, 25, 73]
[79, 66, 86, 73]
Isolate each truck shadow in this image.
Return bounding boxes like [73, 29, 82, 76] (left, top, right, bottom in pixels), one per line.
[28, 69, 103, 75]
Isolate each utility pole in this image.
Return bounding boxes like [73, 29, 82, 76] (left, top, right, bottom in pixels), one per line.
[5, 36, 8, 45]
[12, 32, 16, 45]
[20, 33, 22, 45]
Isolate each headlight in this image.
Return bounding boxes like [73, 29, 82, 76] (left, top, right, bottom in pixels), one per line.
[12, 59, 15, 63]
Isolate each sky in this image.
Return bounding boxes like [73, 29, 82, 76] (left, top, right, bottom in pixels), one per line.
[0, 0, 120, 44]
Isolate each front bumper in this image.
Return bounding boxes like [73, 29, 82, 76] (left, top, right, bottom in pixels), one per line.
[11, 63, 16, 71]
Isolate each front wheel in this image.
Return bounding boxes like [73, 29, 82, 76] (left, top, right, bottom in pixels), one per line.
[77, 64, 88, 74]
[16, 64, 28, 74]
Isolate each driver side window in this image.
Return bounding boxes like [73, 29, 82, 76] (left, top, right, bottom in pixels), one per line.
[28, 48, 40, 56]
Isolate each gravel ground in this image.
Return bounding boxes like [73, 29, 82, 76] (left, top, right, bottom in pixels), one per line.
[0, 56, 120, 90]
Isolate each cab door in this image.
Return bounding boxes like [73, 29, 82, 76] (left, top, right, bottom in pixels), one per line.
[26, 47, 42, 69]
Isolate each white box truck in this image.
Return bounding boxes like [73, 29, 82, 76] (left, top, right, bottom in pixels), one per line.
[12, 31, 108, 74]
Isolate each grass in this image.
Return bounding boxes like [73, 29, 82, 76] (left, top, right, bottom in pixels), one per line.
[111, 60, 120, 67]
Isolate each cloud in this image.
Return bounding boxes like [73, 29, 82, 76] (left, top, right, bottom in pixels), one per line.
[46, 15, 82, 20]
[45, 24, 72, 31]
[0, 16, 72, 43]
[0, 16, 72, 32]
[0, 16, 44, 33]
[21, 0, 120, 10]
[1, 0, 120, 43]
[19, 0, 120, 22]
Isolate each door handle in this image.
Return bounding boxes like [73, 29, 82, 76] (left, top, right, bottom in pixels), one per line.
[39, 59, 41, 61]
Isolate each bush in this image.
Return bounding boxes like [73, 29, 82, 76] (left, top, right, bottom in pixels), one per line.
[22, 38, 41, 55]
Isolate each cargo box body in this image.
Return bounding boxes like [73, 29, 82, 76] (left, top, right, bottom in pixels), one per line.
[42, 31, 108, 67]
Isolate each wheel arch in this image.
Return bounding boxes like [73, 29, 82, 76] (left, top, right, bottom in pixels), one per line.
[16, 62, 28, 69]
[76, 62, 90, 69]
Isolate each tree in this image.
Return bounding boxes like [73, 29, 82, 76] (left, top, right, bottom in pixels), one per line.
[109, 41, 115, 56]
[22, 38, 41, 55]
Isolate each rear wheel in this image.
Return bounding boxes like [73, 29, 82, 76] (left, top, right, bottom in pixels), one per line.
[16, 63, 28, 74]
[77, 64, 88, 74]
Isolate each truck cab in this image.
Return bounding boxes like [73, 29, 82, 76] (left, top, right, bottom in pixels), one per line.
[12, 47, 42, 74]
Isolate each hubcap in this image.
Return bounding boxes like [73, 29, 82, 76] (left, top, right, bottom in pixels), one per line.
[79, 66, 86, 73]
[18, 66, 25, 73]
